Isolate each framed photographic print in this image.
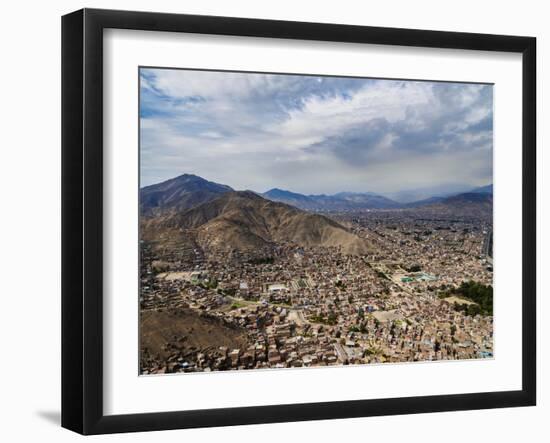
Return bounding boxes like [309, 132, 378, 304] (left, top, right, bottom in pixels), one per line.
[61, 8, 536, 435]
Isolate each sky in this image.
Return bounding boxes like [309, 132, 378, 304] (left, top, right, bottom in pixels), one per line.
[139, 68, 493, 196]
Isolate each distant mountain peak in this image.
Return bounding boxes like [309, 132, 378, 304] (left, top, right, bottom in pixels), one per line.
[140, 173, 233, 215]
[174, 173, 201, 180]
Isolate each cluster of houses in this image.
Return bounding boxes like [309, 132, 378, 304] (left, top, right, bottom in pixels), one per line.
[140, 212, 494, 374]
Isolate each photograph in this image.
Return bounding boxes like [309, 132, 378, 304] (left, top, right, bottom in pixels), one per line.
[138, 68, 494, 375]
[0, 1, 543, 440]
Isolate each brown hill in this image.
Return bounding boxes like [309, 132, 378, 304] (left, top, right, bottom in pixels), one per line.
[140, 307, 249, 373]
[143, 191, 372, 255]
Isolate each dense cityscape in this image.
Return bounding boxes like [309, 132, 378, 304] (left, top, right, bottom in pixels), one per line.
[139, 186, 493, 375]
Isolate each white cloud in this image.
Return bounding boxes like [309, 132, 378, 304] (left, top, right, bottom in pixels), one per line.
[139, 68, 493, 194]
[276, 81, 433, 144]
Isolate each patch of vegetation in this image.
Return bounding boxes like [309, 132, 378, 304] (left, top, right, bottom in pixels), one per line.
[198, 279, 218, 290]
[230, 300, 247, 310]
[335, 280, 346, 290]
[451, 281, 493, 316]
[364, 346, 382, 356]
[248, 256, 274, 265]
[222, 287, 237, 297]
[310, 311, 338, 326]
[348, 320, 369, 334]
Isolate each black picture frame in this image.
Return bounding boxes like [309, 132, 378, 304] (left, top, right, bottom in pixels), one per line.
[62, 8, 537, 435]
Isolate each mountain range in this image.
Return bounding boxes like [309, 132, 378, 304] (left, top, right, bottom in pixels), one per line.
[383, 183, 487, 204]
[140, 176, 373, 255]
[422, 192, 493, 216]
[402, 186, 493, 209]
[261, 185, 492, 213]
[262, 189, 400, 211]
[140, 174, 493, 214]
[139, 174, 492, 255]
